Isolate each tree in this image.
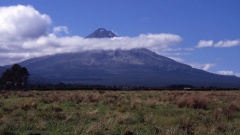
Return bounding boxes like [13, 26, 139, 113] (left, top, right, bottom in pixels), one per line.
[1, 64, 30, 90]
[21, 67, 30, 86]
[0, 77, 3, 90]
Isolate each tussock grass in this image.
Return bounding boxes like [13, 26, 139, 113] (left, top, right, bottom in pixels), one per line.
[176, 93, 209, 110]
[0, 90, 240, 134]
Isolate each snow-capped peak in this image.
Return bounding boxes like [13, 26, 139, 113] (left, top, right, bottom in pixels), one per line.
[86, 28, 118, 38]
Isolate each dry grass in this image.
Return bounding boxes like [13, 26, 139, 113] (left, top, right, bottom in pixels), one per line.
[176, 93, 209, 110]
[0, 90, 240, 134]
[44, 103, 63, 112]
[130, 98, 142, 110]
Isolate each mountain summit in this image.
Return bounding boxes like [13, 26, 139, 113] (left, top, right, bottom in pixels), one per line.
[85, 28, 118, 38]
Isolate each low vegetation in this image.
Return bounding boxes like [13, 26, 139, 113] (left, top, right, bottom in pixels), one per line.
[0, 90, 240, 134]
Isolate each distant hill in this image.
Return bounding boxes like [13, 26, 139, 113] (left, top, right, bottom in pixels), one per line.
[85, 28, 118, 38]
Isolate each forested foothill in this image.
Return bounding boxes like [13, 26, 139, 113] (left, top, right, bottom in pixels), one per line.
[0, 64, 239, 91]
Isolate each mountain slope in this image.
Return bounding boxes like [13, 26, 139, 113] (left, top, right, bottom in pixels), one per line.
[85, 28, 118, 38]
[10, 48, 240, 88]
[1, 28, 240, 88]
[0, 66, 8, 76]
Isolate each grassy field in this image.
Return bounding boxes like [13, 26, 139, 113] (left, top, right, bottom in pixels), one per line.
[0, 90, 240, 135]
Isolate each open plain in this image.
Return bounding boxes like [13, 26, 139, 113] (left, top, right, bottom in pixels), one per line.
[0, 90, 240, 135]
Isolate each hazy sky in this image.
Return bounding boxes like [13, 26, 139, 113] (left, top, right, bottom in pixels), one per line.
[0, 0, 240, 77]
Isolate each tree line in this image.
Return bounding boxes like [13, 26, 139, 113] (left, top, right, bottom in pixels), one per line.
[0, 64, 30, 90]
[0, 64, 239, 91]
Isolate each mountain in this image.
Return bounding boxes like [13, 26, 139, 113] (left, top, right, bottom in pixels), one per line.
[0, 28, 240, 88]
[85, 28, 118, 38]
[0, 66, 8, 76]
[1, 48, 238, 88]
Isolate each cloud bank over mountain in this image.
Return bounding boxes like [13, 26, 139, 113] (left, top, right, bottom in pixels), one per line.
[0, 5, 182, 66]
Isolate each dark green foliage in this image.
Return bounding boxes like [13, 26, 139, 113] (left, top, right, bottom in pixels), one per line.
[1, 64, 30, 90]
[0, 77, 3, 89]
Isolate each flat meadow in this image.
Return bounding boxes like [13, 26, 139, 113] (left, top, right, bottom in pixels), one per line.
[0, 90, 240, 135]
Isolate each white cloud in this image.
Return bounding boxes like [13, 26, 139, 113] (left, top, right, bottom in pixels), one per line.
[0, 5, 51, 41]
[21, 33, 182, 55]
[0, 33, 182, 65]
[196, 39, 240, 48]
[0, 5, 52, 65]
[196, 40, 213, 48]
[190, 63, 215, 71]
[184, 48, 195, 51]
[217, 70, 240, 77]
[53, 26, 69, 35]
[214, 40, 240, 47]
[203, 64, 215, 71]
[168, 57, 185, 62]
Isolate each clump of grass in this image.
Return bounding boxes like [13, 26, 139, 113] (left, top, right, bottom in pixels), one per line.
[0, 116, 16, 134]
[176, 93, 209, 110]
[20, 99, 39, 111]
[85, 93, 100, 103]
[40, 95, 53, 104]
[108, 103, 116, 110]
[178, 115, 196, 135]
[144, 113, 156, 125]
[124, 129, 136, 135]
[117, 103, 129, 113]
[212, 122, 227, 134]
[72, 94, 85, 104]
[147, 99, 158, 109]
[26, 111, 37, 122]
[165, 91, 184, 103]
[53, 112, 67, 120]
[176, 96, 189, 108]
[39, 91, 63, 103]
[228, 101, 239, 112]
[84, 122, 106, 135]
[103, 92, 119, 100]
[44, 103, 63, 112]
[130, 98, 142, 110]
[2, 107, 14, 113]
[190, 94, 209, 109]
[36, 121, 47, 131]
[17, 91, 37, 98]
[222, 101, 239, 121]
[3, 93, 9, 99]
[117, 113, 134, 125]
[213, 108, 223, 122]
[86, 109, 99, 121]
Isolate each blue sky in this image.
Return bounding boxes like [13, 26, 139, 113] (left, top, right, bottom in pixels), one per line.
[0, 0, 240, 76]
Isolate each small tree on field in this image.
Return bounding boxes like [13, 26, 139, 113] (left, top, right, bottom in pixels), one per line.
[1, 64, 30, 90]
